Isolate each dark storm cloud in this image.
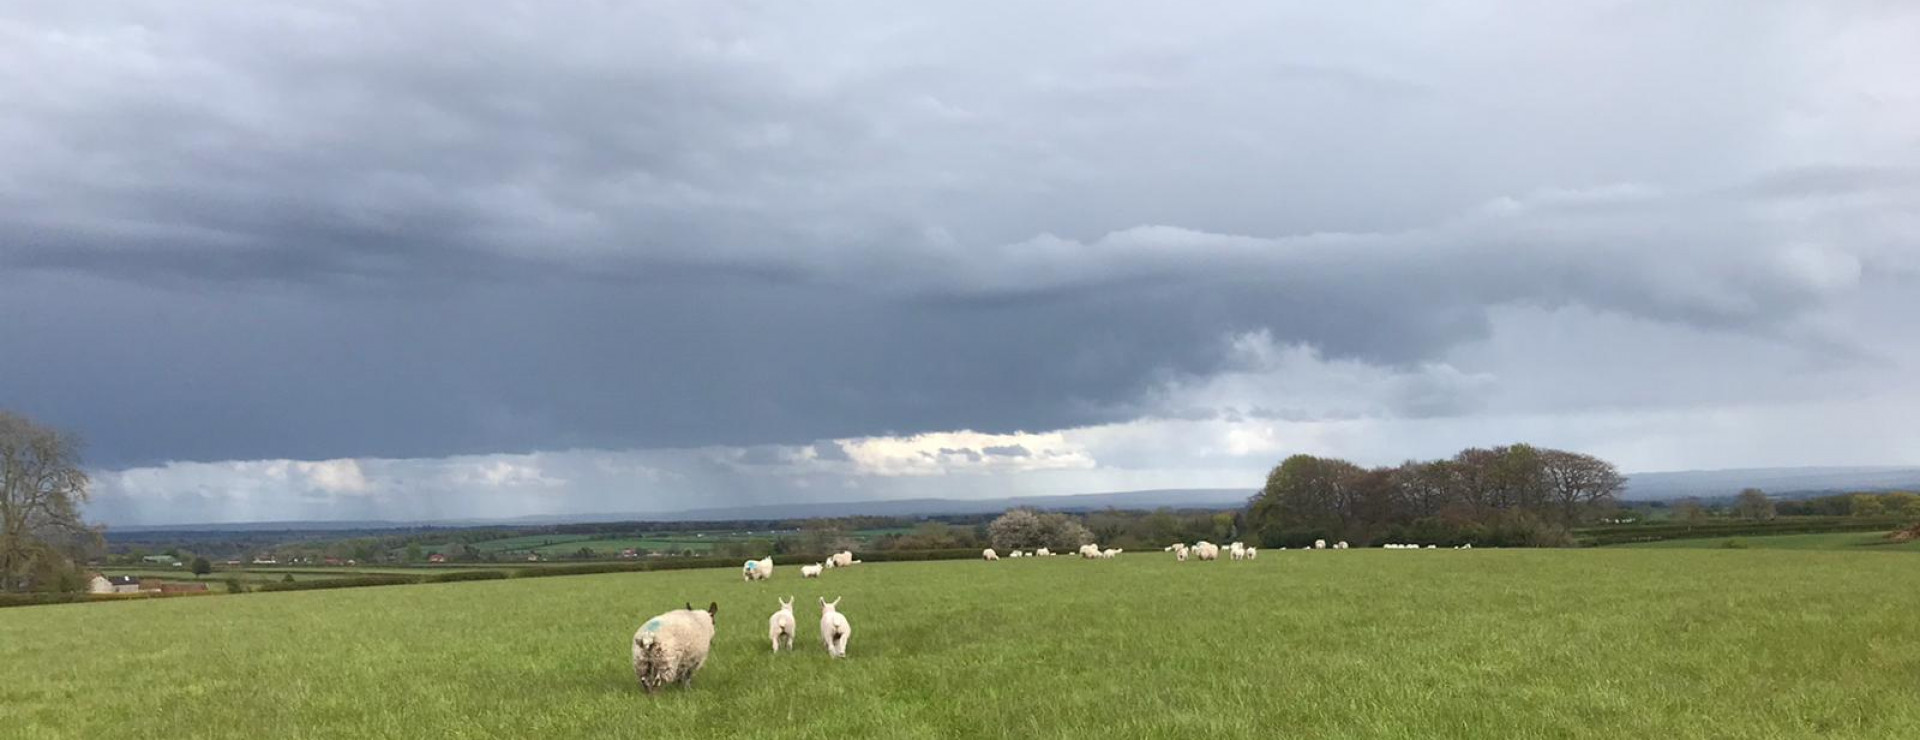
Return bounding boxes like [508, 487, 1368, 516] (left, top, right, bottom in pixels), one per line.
[3, 0, 1918, 473]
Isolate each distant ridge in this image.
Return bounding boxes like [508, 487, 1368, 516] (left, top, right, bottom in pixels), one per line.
[1622, 466, 1920, 501]
[102, 488, 1252, 532]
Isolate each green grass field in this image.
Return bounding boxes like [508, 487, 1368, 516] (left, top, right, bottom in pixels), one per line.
[1609, 531, 1920, 551]
[9, 550, 1920, 738]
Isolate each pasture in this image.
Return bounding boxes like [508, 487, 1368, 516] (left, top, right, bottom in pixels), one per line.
[1608, 530, 1920, 551]
[6, 550, 1919, 738]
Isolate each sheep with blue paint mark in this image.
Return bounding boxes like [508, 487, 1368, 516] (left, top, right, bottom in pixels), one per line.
[743, 556, 774, 581]
[632, 601, 719, 693]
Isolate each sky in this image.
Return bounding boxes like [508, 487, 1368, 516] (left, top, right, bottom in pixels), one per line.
[2, 1, 1917, 525]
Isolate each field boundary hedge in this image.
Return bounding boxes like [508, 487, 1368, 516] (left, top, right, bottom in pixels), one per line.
[1576, 517, 1909, 546]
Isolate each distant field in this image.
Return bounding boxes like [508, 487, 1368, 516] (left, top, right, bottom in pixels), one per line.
[459, 527, 903, 557]
[11, 550, 1919, 738]
[1608, 531, 1920, 551]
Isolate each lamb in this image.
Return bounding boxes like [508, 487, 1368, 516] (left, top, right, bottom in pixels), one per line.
[801, 563, 823, 578]
[983, 548, 1000, 561]
[1100, 547, 1122, 558]
[819, 597, 852, 658]
[1229, 542, 1247, 561]
[1313, 539, 1327, 550]
[768, 596, 796, 652]
[831, 551, 856, 568]
[1246, 546, 1258, 559]
[1165, 543, 1190, 561]
[742, 556, 774, 581]
[632, 601, 719, 694]
[1079, 544, 1101, 559]
[1036, 547, 1052, 557]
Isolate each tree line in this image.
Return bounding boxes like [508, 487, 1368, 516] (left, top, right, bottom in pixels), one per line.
[1246, 444, 1626, 548]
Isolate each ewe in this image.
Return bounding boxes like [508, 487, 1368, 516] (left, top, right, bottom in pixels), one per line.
[801, 563, 823, 579]
[819, 597, 852, 658]
[832, 551, 856, 568]
[633, 602, 718, 694]
[742, 556, 774, 581]
[982, 548, 1000, 561]
[768, 597, 796, 652]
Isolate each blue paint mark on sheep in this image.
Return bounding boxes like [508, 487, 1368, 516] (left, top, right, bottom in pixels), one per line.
[643, 619, 661, 632]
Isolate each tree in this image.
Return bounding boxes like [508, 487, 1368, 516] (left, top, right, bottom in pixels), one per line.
[1673, 497, 1708, 523]
[1539, 450, 1626, 526]
[190, 557, 213, 578]
[404, 542, 422, 563]
[987, 509, 1093, 551]
[1731, 489, 1775, 521]
[1, 411, 99, 593]
[1850, 494, 1885, 518]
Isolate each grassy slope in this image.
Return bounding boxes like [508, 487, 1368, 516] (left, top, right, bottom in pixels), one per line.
[6, 551, 1919, 739]
[1609, 531, 1920, 551]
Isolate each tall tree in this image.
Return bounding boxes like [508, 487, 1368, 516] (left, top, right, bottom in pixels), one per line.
[1, 411, 98, 592]
[1539, 450, 1627, 526]
[1731, 488, 1775, 521]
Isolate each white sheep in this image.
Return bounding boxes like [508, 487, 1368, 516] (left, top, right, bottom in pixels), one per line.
[819, 597, 852, 658]
[742, 556, 774, 581]
[1036, 547, 1052, 557]
[767, 596, 796, 652]
[1079, 544, 1101, 559]
[1100, 547, 1122, 558]
[823, 557, 836, 569]
[1165, 543, 1190, 561]
[1334, 541, 1349, 549]
[1009, 550, 1023, 558]
[633, 601, 718, 693]
[801, 563, 823, 579]
[832, 551, 856, 568]
[1247, 546, 1259, 559]
[1193, 541, 1220, 561]
[1313, 539, 1327, 550]
[1229, 542, 1247, 561]
[983, 548, 1000, 561]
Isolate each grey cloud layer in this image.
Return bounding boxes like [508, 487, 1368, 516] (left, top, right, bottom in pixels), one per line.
[3, 1, 1917, 476]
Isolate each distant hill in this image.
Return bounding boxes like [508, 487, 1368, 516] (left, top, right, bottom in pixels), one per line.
[103, 488, 1253, 533]
[1623, 466, 1920, 501]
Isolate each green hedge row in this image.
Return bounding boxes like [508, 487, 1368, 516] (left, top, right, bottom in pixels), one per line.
[255, 575, 419, 592]
[1576, 517, 1910, 546]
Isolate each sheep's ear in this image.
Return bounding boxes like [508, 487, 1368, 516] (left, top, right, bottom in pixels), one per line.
[830, 597, 841, 607]
[707, 601, 718, 615]
[685, 601, 693, 611]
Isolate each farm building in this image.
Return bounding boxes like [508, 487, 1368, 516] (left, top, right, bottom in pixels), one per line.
[90, 575, 141, 594]
[428, 553, 447, 563]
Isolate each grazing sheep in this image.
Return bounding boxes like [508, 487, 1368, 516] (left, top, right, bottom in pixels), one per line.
[819, 597, 852, 658]
[1165, 543, 1190, 561]
[1245, 546, 1258, 560]
[1079, 544, 1101, 559]
[742, 556, 774, 581]
[1009, 550, 1023, 558]
[1460, 543, 1473, 550]
[633, 602, 719, 694]
[1100, 547, 1123, 559]
[983, 548, 1000, 561]
[801, 563, 823, 579]
[832, 551, 856, 568]
[768, 597, 796, 652]
[1193, 542, 1220, 561]
[1426, 545, 1437, 549]
[1036, 547, 1052, 557]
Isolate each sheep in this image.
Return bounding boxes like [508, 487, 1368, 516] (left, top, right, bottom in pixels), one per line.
[983, 548, 1000, 561]
[801, 563, 823, 579]
[1100, 547, 1123, 559]
[1009, 550, 1023, 558]
[633, 601, 719, 694]
[823, 557, 836, 569]
[768, 596, 796, 652]
[1313, 539, 1327, 550]
[1459, 543, 1473, 550]
[1229, 542, 1247, 561]
[1036, 547, 1052, 557]
[1246, 546, 1259, 560]
[742, 556, 774, 581]
[1079, 544, 1101, 559]
[819, 597, 852, 658]
[1334, 541, 1349, 550]
[1192, 541, 1220, 561]
[832, 551, 856, 568]
[1165, 543, 1190, 561]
